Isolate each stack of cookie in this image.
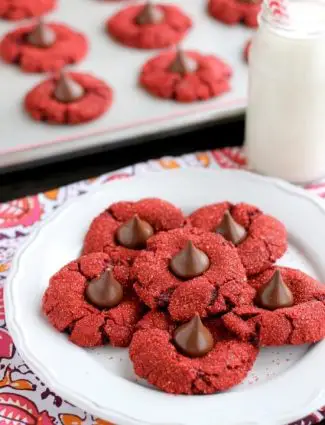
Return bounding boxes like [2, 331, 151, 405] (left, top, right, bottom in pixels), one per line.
[42, 198, 325, 394]
[0, 0, 258, 124]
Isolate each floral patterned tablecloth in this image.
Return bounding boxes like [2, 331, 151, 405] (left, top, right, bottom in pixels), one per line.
[1, 148, 325, 425]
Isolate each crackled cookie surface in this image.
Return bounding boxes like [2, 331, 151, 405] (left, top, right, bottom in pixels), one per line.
[130, 311, 258, 394]
[140, 49, 232, 102]
[0, 22, 88, 73]
[0, 0, 56, 21]
[189, 202, 287, 275]
[83, 198, 185, 264]
[132, 226, 254, 320]
[25, 71, 112, 124]
[42, 252, 143, 347]
[107, 3, 192, 49]
[208, 0, 261, 28]
[222, 266, 325, 346]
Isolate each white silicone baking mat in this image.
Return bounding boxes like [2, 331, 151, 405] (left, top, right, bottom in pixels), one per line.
[0, 0, 253, 168]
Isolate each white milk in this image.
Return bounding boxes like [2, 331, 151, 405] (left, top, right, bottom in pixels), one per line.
[245, 0, 325, 183]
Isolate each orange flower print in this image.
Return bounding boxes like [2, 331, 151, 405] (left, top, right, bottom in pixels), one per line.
[44, 188, 60, 200]
[195, 153, 211, 167]
[159, 159, 180, 169]
[0, 263, 9, 273]
[0, 367, 34, 391]
[59, 413, 85, 425]
[93, 419, 115, 425]
[0, 196, 42, 228]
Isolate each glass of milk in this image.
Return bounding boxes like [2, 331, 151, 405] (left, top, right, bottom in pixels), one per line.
[245, 0, 325, 183]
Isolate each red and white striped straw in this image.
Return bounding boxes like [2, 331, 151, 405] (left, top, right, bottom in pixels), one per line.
[264, 0, 290, 22]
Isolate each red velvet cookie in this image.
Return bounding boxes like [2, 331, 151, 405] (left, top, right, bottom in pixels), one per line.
[42, 252, 143, 347]
[0, 22, 88, 73]
[140, 49, 232, 102]
[132, 226, 254, 320]
[208, 0, 261, 28]
[106, 3, 192, 49]
[83, 198, 185, 263]
[189, 202, 287, 276]
[130, 312, 258, 394]
[222, 266, 325, 346]
[24, 71, 112, 125]
[0, 0, 56, 21]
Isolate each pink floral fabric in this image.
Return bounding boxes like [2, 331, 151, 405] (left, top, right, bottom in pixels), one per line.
[0, 148, 324, 425]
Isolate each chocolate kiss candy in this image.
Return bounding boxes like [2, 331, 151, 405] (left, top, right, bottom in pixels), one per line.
[86, 268, 123, 309]
[116, 215, 154, 249]
[27, 20, 56, 48]
[54, 72, 85, 103]
[168, 49, 198, 75]
[174, 313, 214, 358]
[135, 2, 164, 25]
[170, 240, 210, 279]
[255, 270, 294, 311]
[216, 210, 247, 245]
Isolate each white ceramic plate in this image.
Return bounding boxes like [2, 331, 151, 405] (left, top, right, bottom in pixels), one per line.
[0, 0, 251, 168]
[5, 169, 325, 425]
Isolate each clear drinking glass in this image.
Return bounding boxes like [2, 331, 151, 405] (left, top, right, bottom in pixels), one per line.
[245, 0, 325, 183]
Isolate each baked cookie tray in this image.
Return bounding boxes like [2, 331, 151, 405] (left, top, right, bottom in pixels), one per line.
[0, 0, 253, 169]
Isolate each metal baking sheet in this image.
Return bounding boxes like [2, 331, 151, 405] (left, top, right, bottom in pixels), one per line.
[0, 0, 253, 168]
